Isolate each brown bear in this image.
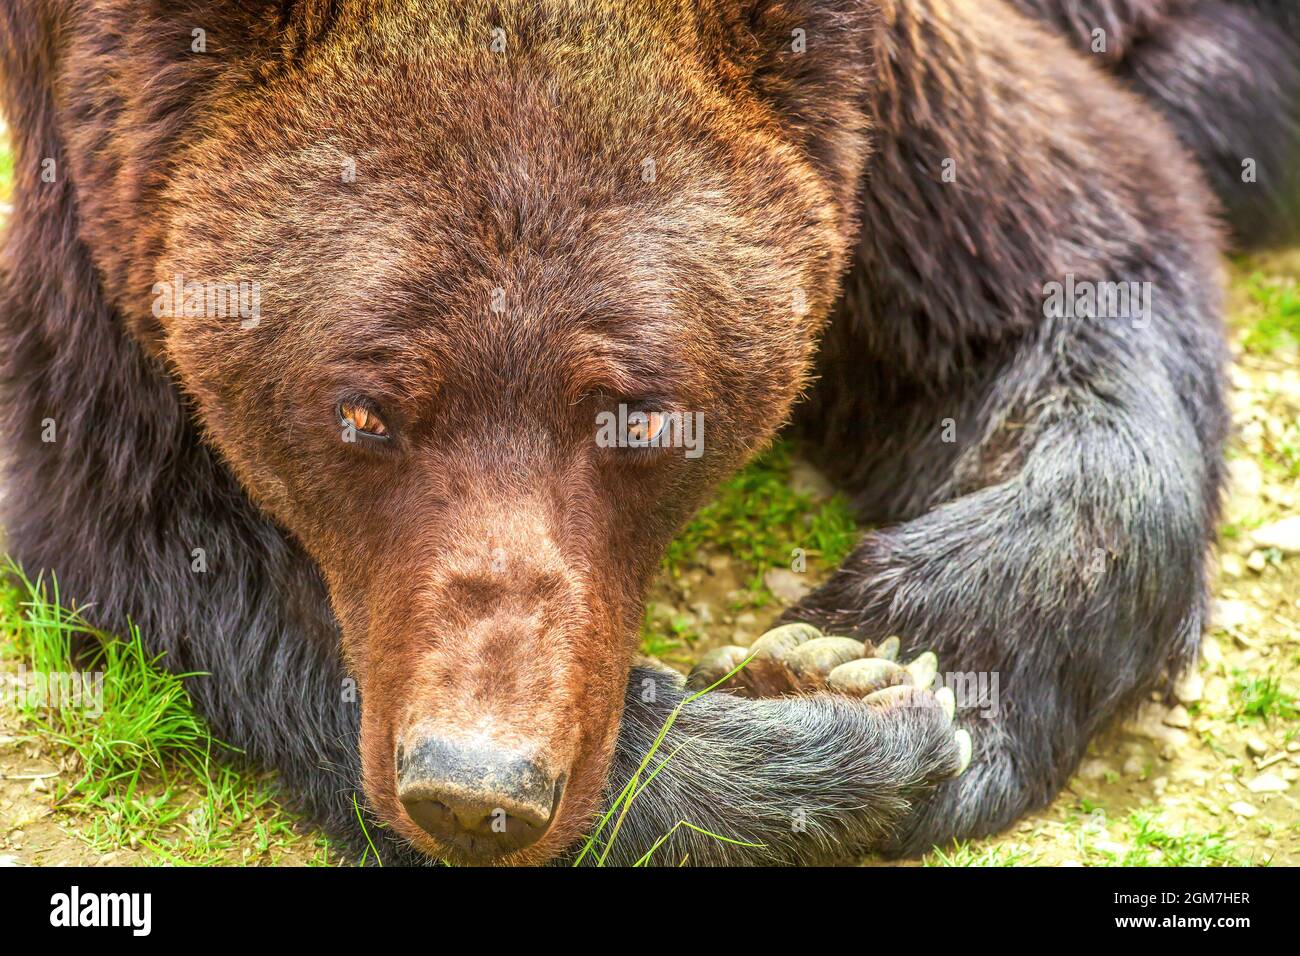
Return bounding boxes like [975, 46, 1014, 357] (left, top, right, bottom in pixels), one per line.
[0, 0, 1282, 865]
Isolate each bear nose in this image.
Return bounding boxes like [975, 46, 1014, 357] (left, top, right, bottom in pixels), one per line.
[396, 736, 561, 858]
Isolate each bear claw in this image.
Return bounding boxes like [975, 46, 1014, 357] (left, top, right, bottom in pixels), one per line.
[906, 651, 938, 690]
[687, 622, 973, 779]
[935, 685, 956, 721]
[955, 729, 973, 775]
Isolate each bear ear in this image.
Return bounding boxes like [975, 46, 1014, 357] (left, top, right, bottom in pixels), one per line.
[718, 1, 878, 204]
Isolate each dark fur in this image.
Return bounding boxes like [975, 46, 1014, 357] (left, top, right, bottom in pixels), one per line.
[1011, 0, 1300, 247]
[0, 0, 1251, 864]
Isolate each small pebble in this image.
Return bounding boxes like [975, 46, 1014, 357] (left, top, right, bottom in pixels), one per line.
[1245, 773, 1289, 794]
[1201, 636, 1224, 666]
[1174, 670, 1203, 705]
[705, 555, 730, 575]
[762, 568, 812, 604]
[1213, 598, 1252, 629]
[1078, 758, 1115, 782]
[1251, 515, 1300, 555]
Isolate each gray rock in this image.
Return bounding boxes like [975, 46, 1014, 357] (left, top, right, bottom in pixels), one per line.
[1245, 773, 1290, 794]
[1078, 758, 1115, 782]
[1174, 669, 1204, 705]
[1212, 598, 1251, 630]
[1229, 457, 1264, 502]
[1251, 515, 1300, 555]
[763, 568, 812, 604]
[1201, 636, 1224, 666]
[789, 460, 835, 501]
[1122, 755, 1147, 777]
[1219, 553, 1245, 579]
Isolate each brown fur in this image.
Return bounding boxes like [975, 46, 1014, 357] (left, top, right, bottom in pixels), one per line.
[1, 0, 1245, 864]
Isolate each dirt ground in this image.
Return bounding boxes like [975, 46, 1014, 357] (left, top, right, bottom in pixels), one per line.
[0, 199, 1297, 864]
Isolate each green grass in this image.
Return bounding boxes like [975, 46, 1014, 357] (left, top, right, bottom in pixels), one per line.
[638, 612, 702, 661]
[926, 841, 1042, 866]
[5, 564, 215, 797]
[1239, 271, 1300, 355]
[662, 440, 858, 607]
[928, 802, 1262, 868]
[1119, 811, 1255, 867]
[0, 560, 321, 865]
[1232, 669, 1300, 724]
[642, 440, 860, 662]
[1272, 426, 1300, 479]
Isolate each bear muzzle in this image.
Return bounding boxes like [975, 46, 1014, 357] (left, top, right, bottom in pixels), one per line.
[396, 735, 564, 860]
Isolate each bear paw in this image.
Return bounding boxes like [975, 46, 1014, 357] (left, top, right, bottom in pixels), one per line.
[687, 623, 972, 776]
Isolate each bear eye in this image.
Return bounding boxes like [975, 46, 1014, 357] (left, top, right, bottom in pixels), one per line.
[338, 401, 390, 441]
[626, 410, 669, 447]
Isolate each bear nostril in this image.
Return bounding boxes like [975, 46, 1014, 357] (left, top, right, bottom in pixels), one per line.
[396, 736, 560, 857]
[400, 796, 544, 847]
[401, 798, 461, 843]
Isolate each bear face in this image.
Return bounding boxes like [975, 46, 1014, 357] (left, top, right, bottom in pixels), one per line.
[128, 1, 864, 863]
